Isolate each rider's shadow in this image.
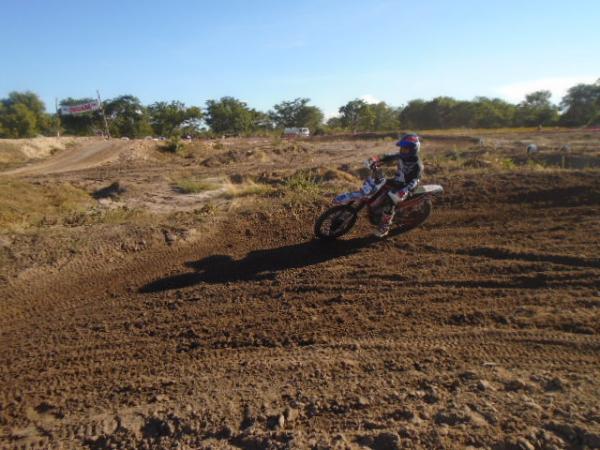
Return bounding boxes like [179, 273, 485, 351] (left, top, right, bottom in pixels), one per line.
[139, 235, 380, 293]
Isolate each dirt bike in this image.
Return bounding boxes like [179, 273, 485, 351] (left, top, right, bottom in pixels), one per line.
[314, 164, 443, 240]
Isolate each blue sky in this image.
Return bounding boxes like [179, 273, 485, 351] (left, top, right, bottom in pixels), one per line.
[1, 0, 599, 117]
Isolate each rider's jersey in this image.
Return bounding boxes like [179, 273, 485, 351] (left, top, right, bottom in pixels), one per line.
[379, 152, 423, 191]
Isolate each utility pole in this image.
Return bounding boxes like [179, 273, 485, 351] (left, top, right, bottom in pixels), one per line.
[55, 98, 61, 137]
[97, 90, 111, 139]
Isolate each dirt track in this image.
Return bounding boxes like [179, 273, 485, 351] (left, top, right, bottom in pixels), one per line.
[3, 140, 130, 176]
[1, 136, 600, 449]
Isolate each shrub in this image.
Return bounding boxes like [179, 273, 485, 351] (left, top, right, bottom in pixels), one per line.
[162, 135, 183, 153]
[499, 158, 516, 170]
[281, 170, 322, 205]
[284, 170, 320, 193]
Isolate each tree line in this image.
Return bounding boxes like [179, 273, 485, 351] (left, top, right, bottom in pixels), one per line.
[1, 79, 599, 139]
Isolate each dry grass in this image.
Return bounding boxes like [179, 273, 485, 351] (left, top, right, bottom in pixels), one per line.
[171, 172, 274, 200]
[419, 127, 573, 136]
[178, 141, 212, 159]
[0, 179, 159, 232]
[0, 178, 93, 231]
[423, 146, 571, 174]
[86, 207, 153, 225]
[222, 180, 274, 199]
[174, 178, 221, 194]
[0, 142, 27, 169]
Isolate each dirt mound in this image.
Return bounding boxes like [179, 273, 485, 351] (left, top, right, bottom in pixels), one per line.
[0, 136, 85, 160]
[0, 137, 92, 171]
[201, 147, 272, 167]
[2, 139, 160, 176]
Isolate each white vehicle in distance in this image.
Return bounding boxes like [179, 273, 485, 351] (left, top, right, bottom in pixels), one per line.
[283, 127, 310, 137]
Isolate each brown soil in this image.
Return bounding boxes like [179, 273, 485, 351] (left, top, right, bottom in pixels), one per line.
[1, 133, 600, 449]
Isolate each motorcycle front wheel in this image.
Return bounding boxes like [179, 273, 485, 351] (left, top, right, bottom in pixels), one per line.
[314, 205, 358, 240]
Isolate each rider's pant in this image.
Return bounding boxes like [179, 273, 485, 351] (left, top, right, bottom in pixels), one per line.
[380, 181, 418, 229]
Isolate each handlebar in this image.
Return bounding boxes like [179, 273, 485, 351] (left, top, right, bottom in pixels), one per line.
[371, 165, 385, 181]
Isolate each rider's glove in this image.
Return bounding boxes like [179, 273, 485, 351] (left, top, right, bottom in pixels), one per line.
[364, 156, 380, 170]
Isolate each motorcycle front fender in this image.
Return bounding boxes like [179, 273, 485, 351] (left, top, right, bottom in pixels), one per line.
[332, 191, 364, 206]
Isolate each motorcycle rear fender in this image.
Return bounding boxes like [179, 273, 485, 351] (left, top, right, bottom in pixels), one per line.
[414, 184, 444, 195]
[389, 184, 444, 205]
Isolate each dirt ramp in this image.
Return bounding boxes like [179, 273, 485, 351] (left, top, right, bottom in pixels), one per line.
[3, 139, 144, 175]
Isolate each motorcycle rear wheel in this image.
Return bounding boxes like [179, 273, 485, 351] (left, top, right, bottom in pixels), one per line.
[314, 205, 358, 240]
[396, 198, 432, 232]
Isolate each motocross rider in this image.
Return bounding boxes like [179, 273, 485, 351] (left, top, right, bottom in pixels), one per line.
[365, 133, 423, 237]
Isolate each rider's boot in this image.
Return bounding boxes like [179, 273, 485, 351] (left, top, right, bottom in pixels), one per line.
[374, 211, 394, 238]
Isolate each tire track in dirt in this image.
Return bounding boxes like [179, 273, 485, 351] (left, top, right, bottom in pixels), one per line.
[0, 224, 224, 333]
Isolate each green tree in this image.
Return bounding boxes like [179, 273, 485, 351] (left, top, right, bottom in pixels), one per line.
[470, 97, 516, 128]
[399, 96, 518, 129]
[515, 90, 559, 126]
[104, 95, 152, 138]
[402, 97, 481, 129]
[399, 99, 428, 129]
[0, 104, 37, 138]
[205, 97, 260, 135]
[338, 99, 373, 131]
[402, 97, 457, 129]
[447, 101, 475, 128]
[5, 91, 46, 117]
[371, 102, 400, 131]
[326, 116, 343, 129]
[358, 105, 376, 131]
[0, 91, 50, 138]
[560, 80, 600, 126]
[0, 102, 5, 136]
[147, 101, 203, 137]
[430, 97, 461, 128]
[269, 98, 324, 131]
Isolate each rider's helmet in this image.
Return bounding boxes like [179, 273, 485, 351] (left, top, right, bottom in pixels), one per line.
[396, 133, 420, 158]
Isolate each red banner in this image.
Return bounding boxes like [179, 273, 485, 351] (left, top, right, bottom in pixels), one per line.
[59, 101, 101, 115]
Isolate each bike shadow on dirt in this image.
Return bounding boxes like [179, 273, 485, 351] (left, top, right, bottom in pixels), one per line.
[140, 232, 393, 293]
